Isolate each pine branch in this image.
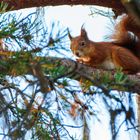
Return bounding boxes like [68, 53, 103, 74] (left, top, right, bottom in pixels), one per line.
[44, 57, 140, 94]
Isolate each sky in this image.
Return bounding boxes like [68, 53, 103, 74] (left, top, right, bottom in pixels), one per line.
[44, 5, 111, 41]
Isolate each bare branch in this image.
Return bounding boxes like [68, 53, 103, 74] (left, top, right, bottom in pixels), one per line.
[2, 0, 126, 14]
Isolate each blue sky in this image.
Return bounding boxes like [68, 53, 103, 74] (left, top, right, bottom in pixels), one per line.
[44, 5, 112, 41]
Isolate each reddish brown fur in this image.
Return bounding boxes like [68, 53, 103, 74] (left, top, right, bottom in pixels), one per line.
[69, 27, 140, 73]
[112, 14, 140, 59]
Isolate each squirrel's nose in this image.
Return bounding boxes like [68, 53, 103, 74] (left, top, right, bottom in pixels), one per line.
[75, 52, 80, 57]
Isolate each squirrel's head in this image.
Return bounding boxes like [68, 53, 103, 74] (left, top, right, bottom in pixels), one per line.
[68, 28, 90, 58]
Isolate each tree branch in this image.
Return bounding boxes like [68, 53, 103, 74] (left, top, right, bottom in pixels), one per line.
[45, 57, 140, 94]
[2, 0, 126, 14]
[1, 54, 139, 93]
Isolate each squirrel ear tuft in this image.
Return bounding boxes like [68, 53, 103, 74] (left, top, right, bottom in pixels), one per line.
[81, 25, 87, 38]
[81, 29, 88, 39]
[67, 29, 73, 40]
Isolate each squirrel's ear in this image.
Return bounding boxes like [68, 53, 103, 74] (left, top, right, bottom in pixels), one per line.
[68, 29, 73, 40]
[81, 27, 87, 38]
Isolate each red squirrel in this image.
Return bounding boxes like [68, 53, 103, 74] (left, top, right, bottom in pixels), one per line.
[68, 14, 140, 74]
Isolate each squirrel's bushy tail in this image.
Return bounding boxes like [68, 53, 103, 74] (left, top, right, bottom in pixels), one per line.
[111, 14, 140, 58]
[112, 15, 135, 48]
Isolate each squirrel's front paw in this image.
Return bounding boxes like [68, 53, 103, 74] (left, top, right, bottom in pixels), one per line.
[76, 58, 84, 64]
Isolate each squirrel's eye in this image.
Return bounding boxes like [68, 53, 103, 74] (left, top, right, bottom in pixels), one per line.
[80, 41, 85, 46]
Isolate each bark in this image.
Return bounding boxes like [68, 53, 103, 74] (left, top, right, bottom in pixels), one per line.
[1, 55, 140, 93]
[2, 0, 126, 14]
[45, 57, 140, 94]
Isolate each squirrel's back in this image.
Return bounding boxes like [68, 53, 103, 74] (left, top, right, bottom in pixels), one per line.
[68, 14, 140, 73]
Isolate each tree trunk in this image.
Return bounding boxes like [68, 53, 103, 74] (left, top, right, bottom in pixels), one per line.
[3, 0, 126, 13]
